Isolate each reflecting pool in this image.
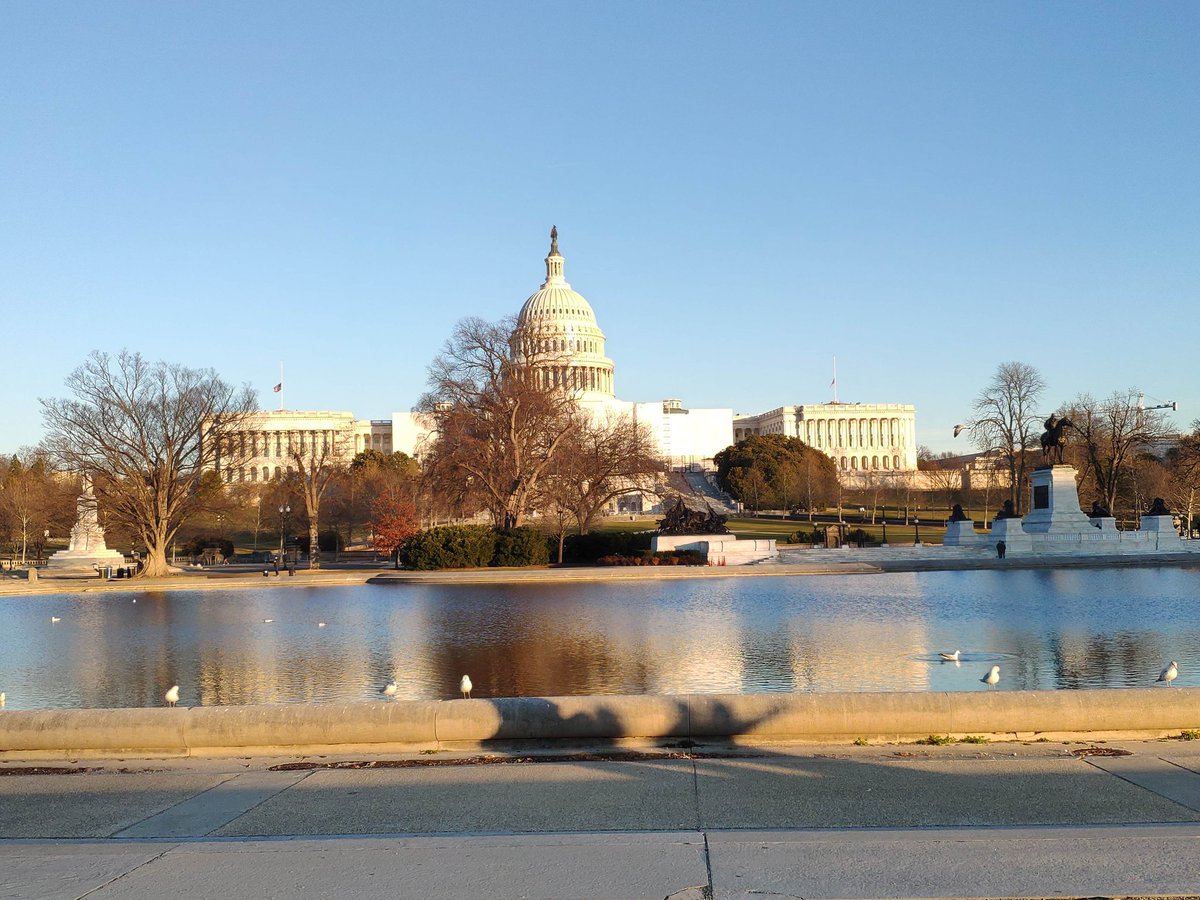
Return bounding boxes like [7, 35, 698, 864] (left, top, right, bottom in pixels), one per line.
[2, 566, 1198, 708]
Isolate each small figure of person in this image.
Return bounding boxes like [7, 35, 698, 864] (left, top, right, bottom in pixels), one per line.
[273, 556, 280, 576]
[996, 540, 1006, 560]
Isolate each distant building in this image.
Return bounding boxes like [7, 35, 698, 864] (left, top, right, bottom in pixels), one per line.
[220, 230, 922, 481]
[733, 403, 919, 473]
[394, 229, 734, 468]
[211, 410, 386, 485]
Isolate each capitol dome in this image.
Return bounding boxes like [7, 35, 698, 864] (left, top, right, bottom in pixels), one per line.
[513, 227, 615, 400]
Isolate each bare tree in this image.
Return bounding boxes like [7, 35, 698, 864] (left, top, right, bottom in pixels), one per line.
[0, 450, 75, 564]
[1064, 390, 1174, 517]
[40, 351, 255, 577]
[543, 413, 661, 535]
[288, 423, 354, 568]
[418, 317, 578, 529]
[967, 362, 1045, 514]
[1165, 423, 1200, 535]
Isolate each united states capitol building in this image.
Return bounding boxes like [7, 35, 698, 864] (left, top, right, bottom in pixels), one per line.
[215, 230, 916, 485]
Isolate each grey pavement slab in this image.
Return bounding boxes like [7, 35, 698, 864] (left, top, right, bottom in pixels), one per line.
[707, 824, 1200, 899]
[1085, 753, 1200, 812]
[81, 833, 709, 900]
[0, 773, 232, 838]
[216, 759, 698, 836]
[693, 754, 1200, 828]
[0, 841, 172, 900]
[114, 770, 311, 838]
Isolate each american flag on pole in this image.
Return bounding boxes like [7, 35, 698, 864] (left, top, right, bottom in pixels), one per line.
[273, 383, 282, 393]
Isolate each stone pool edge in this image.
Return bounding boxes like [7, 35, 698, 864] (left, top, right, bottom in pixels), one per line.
[2, 688, 1198, 759]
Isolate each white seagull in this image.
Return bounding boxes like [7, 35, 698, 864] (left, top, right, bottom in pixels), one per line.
[164, 685, 180, 707]
[262, 619, 273, 624]
[317, 622, 326, 628]
[939, 650, 961, 662]
[382, 681, 398, 697]
[981, 665, 1000, 688]
[50, 616, 61, 623]
[460, 675, 473, 699]
[1158, 661, 1179, 685]
[1, 692, 6, 708]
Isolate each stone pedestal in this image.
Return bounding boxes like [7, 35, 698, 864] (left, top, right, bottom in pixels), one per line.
[1140, 514, 1178, 533]
[1020, 466, 1093, 534]
[942, 520, 981, 547]
[1138, 515, 1183, 550]
[1091, 516, 1119, 532]
[652, 534, 778, 565]
[989, 516, 1033, 553]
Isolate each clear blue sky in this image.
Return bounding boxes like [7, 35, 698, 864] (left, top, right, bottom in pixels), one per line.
[2, 1, 1197, 454]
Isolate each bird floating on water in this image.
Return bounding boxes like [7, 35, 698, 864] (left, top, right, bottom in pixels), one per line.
[939, 650, 960, 662]
[263, 618, 273, 624]
[317, 622, 326, 628]
[382, 681, 398, 697]
[460, 675, 473, 699]
[1158, 661, 1179, 685]
[50, 616, 61, 623]
[164, 685, 180, 707]
[981, 665, 1000, 688]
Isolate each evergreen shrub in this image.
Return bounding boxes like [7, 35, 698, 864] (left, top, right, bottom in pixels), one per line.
[491, 527, 551, 567]
[561, 531, 653, 563]
[401, 525, 496, 570]
[317, 529, 344, 552]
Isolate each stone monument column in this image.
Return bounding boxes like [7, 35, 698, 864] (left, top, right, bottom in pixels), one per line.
[47, 475, 127, 571]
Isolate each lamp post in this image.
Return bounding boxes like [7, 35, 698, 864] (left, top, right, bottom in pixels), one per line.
[914, 517, 921, 546]
[278, 505, 291, 558]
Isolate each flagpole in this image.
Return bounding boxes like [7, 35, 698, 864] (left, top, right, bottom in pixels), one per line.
[279, 362, 284, 411]
[832, 356, 839, 404]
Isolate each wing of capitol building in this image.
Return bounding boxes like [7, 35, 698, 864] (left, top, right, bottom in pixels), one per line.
[213, 229, 918, 490]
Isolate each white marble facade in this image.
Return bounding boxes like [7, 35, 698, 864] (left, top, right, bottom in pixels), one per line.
[733, 403, 919, 472]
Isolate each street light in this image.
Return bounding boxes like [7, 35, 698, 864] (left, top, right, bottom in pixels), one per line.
[278, 505, 291, 557]
[914, 517, 921, 546]
[881, 516, 888, 546]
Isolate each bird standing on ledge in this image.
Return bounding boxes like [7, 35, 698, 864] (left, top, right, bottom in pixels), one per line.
[164, 685, 180, 707]
[460, 675, 473, 699]
[1158, 661, 1178, 685]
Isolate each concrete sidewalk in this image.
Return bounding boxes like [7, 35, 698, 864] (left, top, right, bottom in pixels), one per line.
[5, 740, 1200, 897]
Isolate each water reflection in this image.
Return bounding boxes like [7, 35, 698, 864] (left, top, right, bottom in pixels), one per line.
[1, 566, 1198, 709]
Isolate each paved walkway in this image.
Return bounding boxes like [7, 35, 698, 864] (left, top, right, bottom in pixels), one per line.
[5, 740, 1200, 898]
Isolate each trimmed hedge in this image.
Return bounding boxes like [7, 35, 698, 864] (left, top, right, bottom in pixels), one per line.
[318, 529, 345, 552]
[561, 531, 653, 564]
[400, 525, 551, 570]
[597, 550, 706, 567]
[401, 526, 496, 570]
[492, 527, 551, 567]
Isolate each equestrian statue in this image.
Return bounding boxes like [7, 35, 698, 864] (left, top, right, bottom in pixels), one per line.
[1039, 413, 1074, 465]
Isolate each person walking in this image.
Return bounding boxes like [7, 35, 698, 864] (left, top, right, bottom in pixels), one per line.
[996, 540, 1006, 559]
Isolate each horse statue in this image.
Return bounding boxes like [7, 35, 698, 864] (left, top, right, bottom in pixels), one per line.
[1039, 414, 1074, 465]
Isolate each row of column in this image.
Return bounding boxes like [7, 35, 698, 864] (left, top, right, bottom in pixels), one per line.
[220, 429, 339, 463]
[536, 364, 613, 394]
[803, 417, 913, 452]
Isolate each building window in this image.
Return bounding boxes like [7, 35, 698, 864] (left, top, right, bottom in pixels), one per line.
[263, 466, 270, 481]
